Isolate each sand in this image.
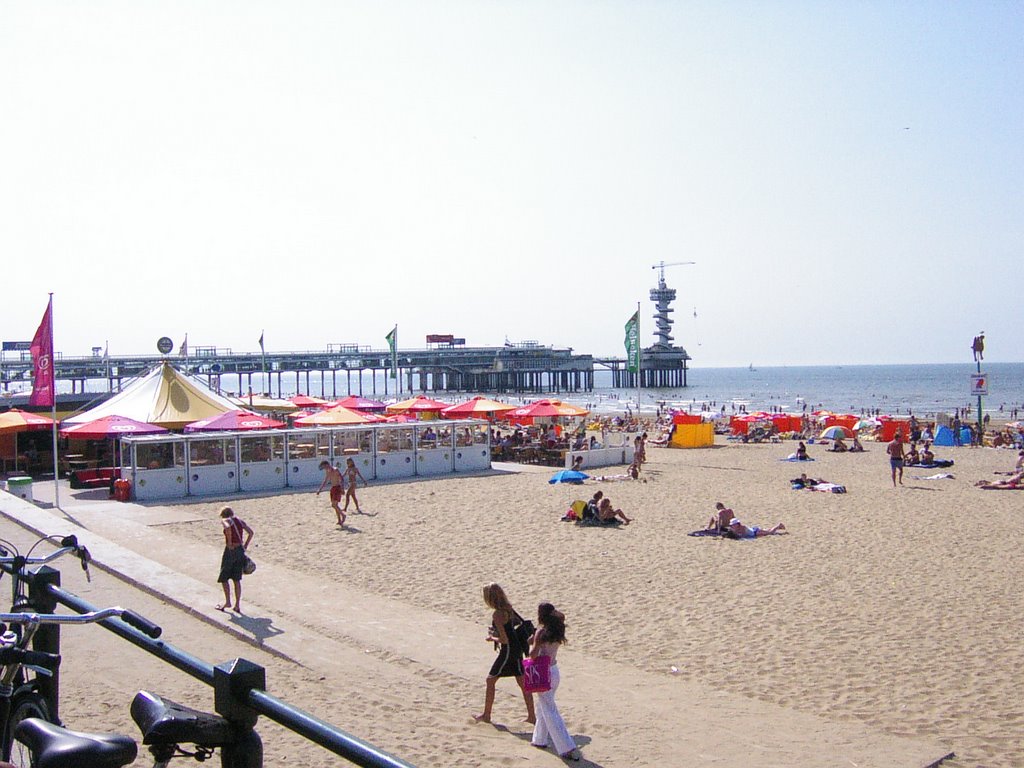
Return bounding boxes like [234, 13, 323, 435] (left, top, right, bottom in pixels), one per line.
[4, 436, 1022, 766]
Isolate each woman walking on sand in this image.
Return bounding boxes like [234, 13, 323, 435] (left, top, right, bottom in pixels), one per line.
[216, 507, 253, 613]
[342, 457, 367, 514]
[529, 602, 581, 761]
[473, 583, 535, 725]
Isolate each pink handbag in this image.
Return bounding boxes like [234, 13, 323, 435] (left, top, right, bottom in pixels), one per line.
[522, 656, 551, 693]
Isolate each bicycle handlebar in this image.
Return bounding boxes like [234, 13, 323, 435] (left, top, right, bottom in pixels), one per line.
[0, 646, 61, 671]
[0, 535, 92, 583]
[0, 608, 162, 639]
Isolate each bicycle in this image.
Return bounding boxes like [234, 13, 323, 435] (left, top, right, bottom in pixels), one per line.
[0, 607, 162, 768]
[0, 534, 96, 763]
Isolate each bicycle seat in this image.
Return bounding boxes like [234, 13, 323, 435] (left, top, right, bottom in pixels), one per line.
[131, 690, 235, 747]
[14, 717, 137, 768]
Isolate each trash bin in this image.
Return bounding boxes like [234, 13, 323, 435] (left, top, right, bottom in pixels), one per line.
[6, 477, 33, 502]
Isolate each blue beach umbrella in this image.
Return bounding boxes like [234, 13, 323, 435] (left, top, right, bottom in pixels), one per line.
[549, 470, 589, 485]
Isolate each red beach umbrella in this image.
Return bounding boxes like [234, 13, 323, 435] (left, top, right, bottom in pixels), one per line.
[505, 399, 565, 419]
[184, 410, 285, 433]
[60, 414, 167, 440]
[441, 396, 517, 419]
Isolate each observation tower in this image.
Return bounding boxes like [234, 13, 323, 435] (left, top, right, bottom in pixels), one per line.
[641, 262, 692, 387]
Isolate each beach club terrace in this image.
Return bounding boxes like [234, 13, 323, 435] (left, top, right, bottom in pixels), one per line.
[119, 420, 491, 502]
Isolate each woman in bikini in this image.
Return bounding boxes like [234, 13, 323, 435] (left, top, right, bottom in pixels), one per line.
[342, 457, 367, 514]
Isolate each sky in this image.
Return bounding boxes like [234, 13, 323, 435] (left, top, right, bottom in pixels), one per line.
[1, 1, 1022, 368]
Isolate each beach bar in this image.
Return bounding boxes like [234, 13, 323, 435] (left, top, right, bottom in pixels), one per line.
[119, 420, 491, 501]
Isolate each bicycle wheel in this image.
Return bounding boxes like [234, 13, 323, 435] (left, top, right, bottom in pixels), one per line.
[4, 690, 51, 767]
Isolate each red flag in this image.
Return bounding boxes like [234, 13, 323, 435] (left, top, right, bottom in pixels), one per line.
[28, 297, 54, 407]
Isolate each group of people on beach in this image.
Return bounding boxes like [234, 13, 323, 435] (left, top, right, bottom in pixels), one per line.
[705, 502, 786, 538]
[473, 583, 581, 762]
[317, 458, 367, 526]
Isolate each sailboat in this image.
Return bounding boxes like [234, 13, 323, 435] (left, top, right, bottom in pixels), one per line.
[749, 363, 756, 372]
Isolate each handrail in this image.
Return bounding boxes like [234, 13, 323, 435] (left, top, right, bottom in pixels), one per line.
[36, 577, 416, 767]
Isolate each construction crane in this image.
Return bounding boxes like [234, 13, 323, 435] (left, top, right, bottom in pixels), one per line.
[649, 262, 695, 349]
[651, 260, 696, 284]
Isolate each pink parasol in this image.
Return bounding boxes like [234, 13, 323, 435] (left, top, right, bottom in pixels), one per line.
[184, 410, 285, 433]
[332, 395, 387, 412]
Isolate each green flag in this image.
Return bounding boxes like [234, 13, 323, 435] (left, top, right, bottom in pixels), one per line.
[624, 311, 640, 373]
[385, 326, 398, 378]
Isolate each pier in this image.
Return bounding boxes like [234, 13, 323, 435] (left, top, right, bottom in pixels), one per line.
[1, 342, 600, 399]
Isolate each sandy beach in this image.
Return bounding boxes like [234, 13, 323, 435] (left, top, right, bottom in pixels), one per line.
[3, 435, 1022, 766]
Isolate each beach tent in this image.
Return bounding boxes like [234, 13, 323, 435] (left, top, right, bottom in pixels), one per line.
[933, 425, 955, 447]
[63, 363, 239, 430]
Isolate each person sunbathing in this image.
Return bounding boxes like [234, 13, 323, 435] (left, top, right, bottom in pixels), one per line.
[975, 470, 1023, 490]
[727, 518, 786, 538]
[597, 497, 632, 525]
[849, 435, 865, 452]
[829, 438, 848, 453]
[790, 473, 826, 488]
[706, 502, 734, 531]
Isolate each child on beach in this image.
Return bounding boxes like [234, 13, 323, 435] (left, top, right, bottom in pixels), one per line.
[529, 603, 581, 761]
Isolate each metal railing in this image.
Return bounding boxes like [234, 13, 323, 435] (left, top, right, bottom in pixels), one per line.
[18, 565, 415, 768]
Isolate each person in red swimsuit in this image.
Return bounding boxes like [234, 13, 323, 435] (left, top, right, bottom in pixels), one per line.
[317, 461, 346, 526]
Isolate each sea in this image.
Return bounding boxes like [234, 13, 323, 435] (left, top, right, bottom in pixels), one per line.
[215, 362, 1024, 419]
[29, 362, 1024, 420]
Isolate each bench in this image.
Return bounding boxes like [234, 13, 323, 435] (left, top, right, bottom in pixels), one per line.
[70, 467, 120, 490]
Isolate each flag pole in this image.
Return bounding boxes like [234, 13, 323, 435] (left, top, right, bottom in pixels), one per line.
[48, 294, 59, 510]
[635, 300, 642, 418]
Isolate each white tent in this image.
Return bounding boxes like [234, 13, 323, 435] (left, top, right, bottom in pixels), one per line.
[64, 363, 238, 430]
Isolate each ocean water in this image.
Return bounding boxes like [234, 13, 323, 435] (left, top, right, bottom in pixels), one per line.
[210, 362, 1024, 419]
[581, 362, 1024, 418]
[44, 362, 1024, 420]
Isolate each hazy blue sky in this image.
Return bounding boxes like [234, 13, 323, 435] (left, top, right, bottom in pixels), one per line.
[2, 1, 1021, 367]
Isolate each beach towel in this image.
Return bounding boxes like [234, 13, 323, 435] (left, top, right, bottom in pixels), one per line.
[807, 483, 846, 493]
[688, 529, 724, 537]
[912, 473, 955, 480]
[780, 456, 815, 462]
[907, 460, 954, 469]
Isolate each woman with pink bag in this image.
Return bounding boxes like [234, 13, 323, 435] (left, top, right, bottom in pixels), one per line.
[528, 603, 581, 761]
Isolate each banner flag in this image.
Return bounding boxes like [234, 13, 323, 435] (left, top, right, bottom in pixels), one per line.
[258, 331, 265, 353]
[624, 311, 640, 374]
[28, 297, 54, 407]
[385, 326, 398, 379]
[178, 334, 188, 357]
